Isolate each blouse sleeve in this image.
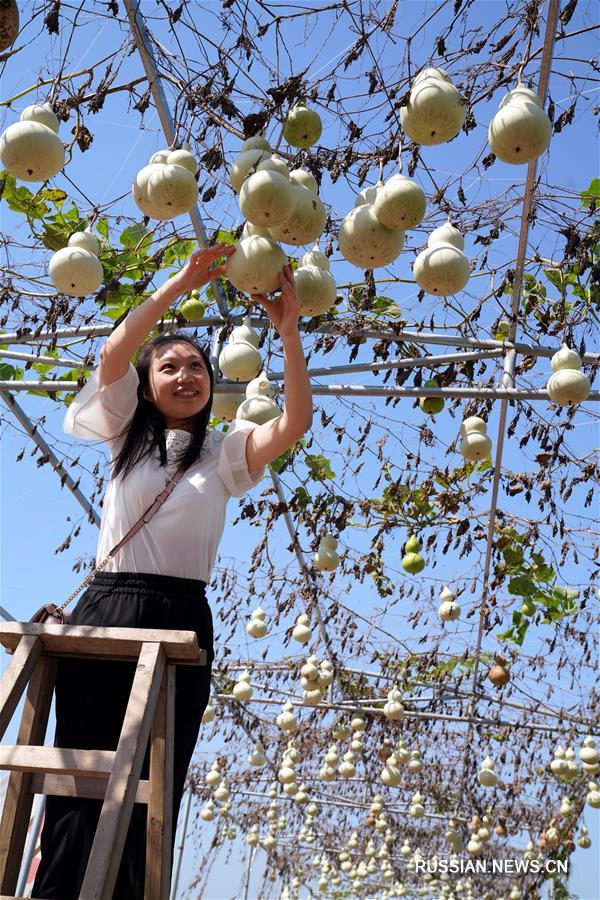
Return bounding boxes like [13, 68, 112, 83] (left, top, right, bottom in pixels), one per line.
[217, 419, 266, 498]
[63, 363, 139, 444]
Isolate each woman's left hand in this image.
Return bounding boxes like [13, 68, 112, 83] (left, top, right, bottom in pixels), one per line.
[251, 264, 300, 338]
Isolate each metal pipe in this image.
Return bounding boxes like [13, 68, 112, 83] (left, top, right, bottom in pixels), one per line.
[267, 349, 505, 379]
[170, 787, 192, 900]
[122, 0, 230, 318]
[0, 349, 89, 370]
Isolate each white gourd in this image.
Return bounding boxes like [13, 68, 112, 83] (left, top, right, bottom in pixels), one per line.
[239, 170, 296, 228]
[332, 720, 352, 740]
[225, 235, 288, 295]
[68, 229, 100, 256]
[218, 329, 262, 382]
[246, 373, 275, 399]
[559, 796, 572, 816]
[146, 163, 199, 219]
[320, 764, 336, 782]
[401, 68, 465, 145]
[580, 737, 600, 766]
[257, 155, 290, 179]
[149, 150, 170, 164]
[477, 756, 498, 787]
[166, 144, 198, 175]
[303, 686, 323, 707]
[550, 745, 568, 775]
[0, 112, 65, 182]
[241, 134, 271, 153]
[488, 86, 552, 164]
[587, 782, 600, 808]
[563, 747, 580, 781]
[314, 533, 340, 570]
[383, 687, 404, 721]
[20, 103, 60, 133]
[284, 102, 322, 148]
[277, 701, 298, 732]
[354, 183, 383, 207]
[460, 417, 492, 462]
[547, 344, 591, 406]
[289, 168, 318, 192]
[200, 799, 215, 821]
[236, 395, 281, 425]
[205, 761, 221, 785]
[214, 780, 230, 802]
[428, 222, 465, 250]
[278, 763, 296, 785]
[292, 613, 313, 644]
[132, 163, 166, 218]
[338, 751, 356, 779]
[438, 585, 461, 621]
[294, 265, 337, 316]
[49, 238, 104, 297]
[467, 837, 483, 855]
[231, 316, 259, 348]
[242, 221, 272, 239]
[318, 660, 334, 688]
[301, 655, 320, 681]
[325, 744, 339, 766]
[210, 392, 244, 422]
[351, 715, 366, 732]
[395, 739, 410, 764]
[230, 148, 271, 193]
[408, 749, 423, 772]
[381, 758, 401, 787]
[338, 204, 405, 268]
[201, 700, 216, 723]
[413, 225, 470, 295]
[283, 781, 299, 796]
[409, 791, 425, 817]
[233, 670, 253, 700]
[269, 185, 325, 246]
[301, 244, 330, 270]
[374, 174, 426, 230]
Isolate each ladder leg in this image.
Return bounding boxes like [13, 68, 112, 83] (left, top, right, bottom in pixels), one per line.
[79, 642, 165, 900]
[0, 655, 56, 894]
[0, 636, 42, 740]
[145, 663, 175, 900]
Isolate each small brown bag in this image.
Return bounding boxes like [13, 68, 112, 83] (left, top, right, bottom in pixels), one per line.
[27, 464, 188, 625]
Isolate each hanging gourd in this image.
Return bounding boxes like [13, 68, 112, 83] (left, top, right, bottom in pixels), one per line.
[201, 698, 216, 723]
[355, 182, 384, 207]
[587, 782, 600, 808]
[232, 670, 253, 700]
[318, 659, 334, 688]
[246, 607, 269, 638]
[245, 370, 275, 396]
[200, 799, 215, 821]
[401, 534, 425, 574]
[218, 317, 262, 383]
[0, 103, 65, 182]
[241, 134, 271, 153]
[205, 760, 221, 785]
[332, 720, 352, 740]
[419, 379, 445, 415]
[278, 759, 296, 785]
[338, 203, 404, 269]
[559, 795, 573, 816]
[400, 68, 465, 145]
[257, 155, 290, 180]
[294, 263, 337, 316]
[445, 821, 464, 851]
[546, 344, 591, 407]
[580, 736, 600, 772]
[214, 780, 230, 802]
[438, 585, 461, 621]
[0, 0, 18, 51]
[488, 86, 552, 164]
[230, 148, 271, 193]
[350, 731, 363, 752]
[49, 229, 104, 297]
[166, 144, 198, 174]
[242, 221, 272, 239]
[284, 101, 322, 148]
[290, 168, 319, 192]
[413, 223, 470, 295]
[248, 741, 267, 767]
[236, 379, 281, 425]
[383, 687, 404, 721]
[351, 715, 366, 732]
[373, 174, 426, 230]
[301, 244, 330, 270]
[577, 825, 592, 849]
[180, 290, 205, 322]
[211, 392, 245, 422]
[225, 235, 288, 296]
[292, 613, 313, 645]
[132, 143, 199, 220]
[314, 533, 341, 571]
[467, 835, 483, 855]
[295, 783, 309, 804]
[408, 749, 423, 772]
[488, 654, 510, 687]
[381, 755, 401, 787]
[409, 791, 425, 817]
[477, 756, 498, 787]
[319, 763, 336, 782]
[460, 417, 492, 462]
[395, 739, 410, 764]
[269, 185, 326, 246]
[239, 169, 297, 228]
[301, 654, 323, 707]
[338, 750, 356, 779]
[276, 701, 298, 732]
[400, 840, 411, 858]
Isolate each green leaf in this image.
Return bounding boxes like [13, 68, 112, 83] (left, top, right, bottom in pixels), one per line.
[0, 363, 15, 380]
[294, 486, 311, 509]
[96, 218, 109, 239]
[120, 223, 150, 249]
[305, 453, 335, 481]
[162, 239, 196, 268]
[581, 177, 600, 208]
[101, 306, 127, 321]
[39, 188, 68, 205]
[508, 576, 536, 596]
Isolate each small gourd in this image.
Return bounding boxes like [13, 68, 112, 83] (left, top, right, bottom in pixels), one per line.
[559, 795, 573, 816]
[413, 224, 470, 296]
[580, 736, 600, 769]
[351, 715, 366, 733]
[233, 670, 253, 701]
[577, 825, 591, 849]
[409, 791, 425, 818]
[247, 824, 259, 846]
[276, 701, 298, 732]
[460, 417, 492, 462]
[278, 762, 296, 785]
[0, 105, 65, 182]
[210, 392, 245, 422]
[381, 758, 401, 787]
[246, 370, 276, 398]
[400, 68, 465, 146]
[318, 659, 334, 688]
[257, 155, 290, 180]
[563, 747, 579, 781]
[395, 739, 410, 764]
[292, 613, 313, 645]
[350, 731, 363, 752]
[301, 244, 330, 270]
[338, 750, 356, 779]
[294, 265, 337, 316]
[314, 533, 341, 571]
[400, 840, 411, 857]
[269, 185, 325, 246]
[146, 159, 199, 219]
[319, 764, 336, 782]
[289, 168, 319, 192]
[438, 585, 461, 621]
[205, 760, 221, 785]
[230, 148, 271, 193]
[225, 235, 288, 295]
[201, 699, 216, 723]
[166, 142, 198, 174]
[338, 203, 404, 269]
[295, 783, 309, 804]
[373, 174, 426, 231]
[284, 101, 323, 148]
[419, 379, 445, 415]
[248, 741, 267, 767]
[587, 782, 600, 809]
[241, 134, 271, 153]
[383, 687, 404, 721]
[236, 384, 281, 425]
[467, 836, 483, 856]
[239, 170, 296, 228]
[547, 344, 591, 407]
[354, 182, 383, 207]
[332, 720, 352, 740]
[325, 745, 339, 766]
[214, 780, 230, 802]
[401, 534, 425, 574]
[488, 654, 510, 687]
[200, 799, 215, 821]
[488, 86, 552, 164]
[246, 607, 269, 639]
[408, 749, 423, 772]
[477, 756, 498, 787]
[218, 319, 262, 383]
[49, 230, 104, 297]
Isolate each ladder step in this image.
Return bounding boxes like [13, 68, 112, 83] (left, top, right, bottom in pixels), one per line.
[0, 746, 116, 778]
[29, 773, 150, 804]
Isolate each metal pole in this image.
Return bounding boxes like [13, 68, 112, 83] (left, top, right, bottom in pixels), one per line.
[170, 787, 192, 900]
[243, 843, 256, 900]
[122, 0, 230, 318]
[16, 794, 44, 897]
[267, 349, 505, 379]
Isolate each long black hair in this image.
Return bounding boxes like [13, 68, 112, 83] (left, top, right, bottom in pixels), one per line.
[110, 331, 214, 481]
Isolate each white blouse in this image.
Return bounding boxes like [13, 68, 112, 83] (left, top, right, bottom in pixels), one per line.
[63, 363, 265, 582]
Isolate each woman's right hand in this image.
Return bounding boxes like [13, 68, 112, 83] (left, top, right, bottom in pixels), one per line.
[172, 243, 235, 295]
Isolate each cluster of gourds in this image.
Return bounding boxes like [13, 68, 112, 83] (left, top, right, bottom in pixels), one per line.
[299, 654, 334, 706]
[132, 144, 199, 220]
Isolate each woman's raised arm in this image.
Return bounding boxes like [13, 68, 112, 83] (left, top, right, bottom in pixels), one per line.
[98, 243, 234, 387]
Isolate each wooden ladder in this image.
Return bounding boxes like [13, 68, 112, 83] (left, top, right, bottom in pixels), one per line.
[0, 622, 207, 900]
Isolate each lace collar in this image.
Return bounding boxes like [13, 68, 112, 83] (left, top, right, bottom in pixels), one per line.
[164, 428, 193, 469]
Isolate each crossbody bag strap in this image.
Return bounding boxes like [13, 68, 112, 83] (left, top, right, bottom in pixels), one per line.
[54, 464, 188, 615]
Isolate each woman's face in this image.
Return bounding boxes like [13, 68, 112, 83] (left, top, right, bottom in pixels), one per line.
[144, 342, 212, 431]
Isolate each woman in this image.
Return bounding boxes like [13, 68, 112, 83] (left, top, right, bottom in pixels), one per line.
[32, 243, 313, 899]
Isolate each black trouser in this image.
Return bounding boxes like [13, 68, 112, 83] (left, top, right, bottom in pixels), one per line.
[32, 571, 214, 900]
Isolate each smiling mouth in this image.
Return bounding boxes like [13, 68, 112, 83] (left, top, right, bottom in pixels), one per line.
[174, 390, 200, 399]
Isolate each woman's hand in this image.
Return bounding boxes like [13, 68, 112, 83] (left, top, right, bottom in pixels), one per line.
[173, 243, 235, 295]
[251, 264, 300, 339]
